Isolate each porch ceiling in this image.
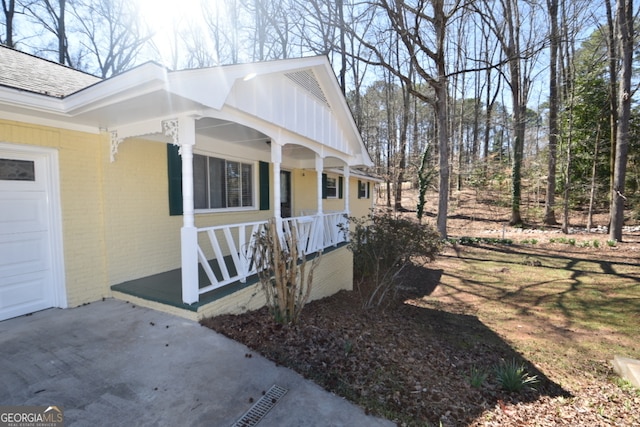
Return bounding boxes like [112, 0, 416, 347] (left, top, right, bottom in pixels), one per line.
[194, 117, 328, 165]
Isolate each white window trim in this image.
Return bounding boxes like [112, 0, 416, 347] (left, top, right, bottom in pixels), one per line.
[325, 174, 338, 199]
[358, 180, 370, 199]
[193, 151, 259, 213]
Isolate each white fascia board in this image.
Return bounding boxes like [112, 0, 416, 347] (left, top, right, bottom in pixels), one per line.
[349, 169, 384, 183]
[62, 63, 168, 114]
[0, 86, 66, 114]
[0, 108, 100, 134]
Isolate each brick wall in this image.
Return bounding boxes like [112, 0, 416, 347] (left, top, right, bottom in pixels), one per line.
[0, 119, 108, 306]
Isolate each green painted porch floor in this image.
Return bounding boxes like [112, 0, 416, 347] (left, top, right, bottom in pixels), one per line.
[110, 244, 343, 312]
[111, 256, 259, 312]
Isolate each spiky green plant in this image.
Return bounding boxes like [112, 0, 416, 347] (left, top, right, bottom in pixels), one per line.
[469, 365, 488, 388]
[494, 359, 539, 392]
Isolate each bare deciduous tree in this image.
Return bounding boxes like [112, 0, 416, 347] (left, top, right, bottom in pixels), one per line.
[23, 0, 70, 65]
[475, 0, 546, 226]
[70, 0, 152, 77]
[609, 0, 634, 241]
[1, 0, 16, 47]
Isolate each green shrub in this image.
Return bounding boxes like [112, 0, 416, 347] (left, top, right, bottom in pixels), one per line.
[494, 359, 539, 392]
[343, 212, 442, 309]
[469, 365, 488, 388]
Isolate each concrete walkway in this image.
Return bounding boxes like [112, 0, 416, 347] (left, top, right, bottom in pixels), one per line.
[0, 299, 393, 427]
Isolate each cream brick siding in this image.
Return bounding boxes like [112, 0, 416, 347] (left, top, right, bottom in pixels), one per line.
[0, 119, 108, 306]
[349, 176, 375, 218]
[291, 170, 376, 216]
[291, 169, 318, 215]
[309, 246, 353, 299]
[1, 118, 359, 317]
[101, 138, 183, 285]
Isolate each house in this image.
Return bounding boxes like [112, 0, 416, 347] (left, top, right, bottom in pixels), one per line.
[0, 46, 378, 322]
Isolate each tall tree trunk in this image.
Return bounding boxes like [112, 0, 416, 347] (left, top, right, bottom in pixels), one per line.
[544, 0, 559, 225]
[337, 0, 347, 94]
[587, 124, 602, 231]
[609, 0, 633, 242]
[435, 82, 450, 237]
[561, 94, 575, 234]
[605, 0, 619, 222]
[457, 97, 465, 191]
[395, 84, 410, 210]
[55, 0, 67, 64]
[2, 0, 15, 48]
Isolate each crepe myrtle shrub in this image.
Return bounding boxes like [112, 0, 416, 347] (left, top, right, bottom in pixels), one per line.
[252, 218, 321, 325]
[341, 212, 442, 309]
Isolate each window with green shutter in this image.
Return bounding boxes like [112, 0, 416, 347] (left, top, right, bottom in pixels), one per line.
[168, 145, 270, 214]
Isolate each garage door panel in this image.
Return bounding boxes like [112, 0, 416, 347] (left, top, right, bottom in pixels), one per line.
[0, 192, 48, 234]
[0, 273, 51, 320]
[0, 146, 60, 321]
[0, 231, 49, 278]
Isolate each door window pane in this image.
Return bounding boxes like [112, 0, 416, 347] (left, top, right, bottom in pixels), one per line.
[0, 158, 35, 181]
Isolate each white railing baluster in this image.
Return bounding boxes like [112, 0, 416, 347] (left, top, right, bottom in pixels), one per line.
[208, 229, 231, 282]
[194, 212, 348, 298]
[197, 245, 218, 286]
[223, 226, 244, 283]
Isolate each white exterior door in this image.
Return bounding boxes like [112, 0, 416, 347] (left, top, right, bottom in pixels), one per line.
[0, 145, 64, 321]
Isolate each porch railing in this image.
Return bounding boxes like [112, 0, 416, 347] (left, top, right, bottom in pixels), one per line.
[195, 212, 348, 296]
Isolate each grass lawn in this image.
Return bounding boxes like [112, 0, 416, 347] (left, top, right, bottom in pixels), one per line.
[205, 236, 640, 426]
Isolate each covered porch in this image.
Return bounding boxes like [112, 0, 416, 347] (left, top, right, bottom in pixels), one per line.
[100, 58, 372, 316]
[109, 113, 355, 308]
[111, 212, 348, 315]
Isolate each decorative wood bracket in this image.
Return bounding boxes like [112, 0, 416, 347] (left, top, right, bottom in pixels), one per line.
[110, 131, 124, 162]
[162, 119, 181, 155]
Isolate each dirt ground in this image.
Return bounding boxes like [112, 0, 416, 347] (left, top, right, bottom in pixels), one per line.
[202, 189, 640, 426]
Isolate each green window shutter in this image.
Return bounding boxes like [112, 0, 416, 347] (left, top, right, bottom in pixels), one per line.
[322, 173, 327, 199]
[259, 161, 270, 211]
[367, 182, 371, 199]
[338, 176, 343, 199]
[357, 180, 362, 199]
[167, 144, 183, 216]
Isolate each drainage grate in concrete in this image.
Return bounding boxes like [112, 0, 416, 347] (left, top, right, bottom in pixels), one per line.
[232, 384, 288, 427]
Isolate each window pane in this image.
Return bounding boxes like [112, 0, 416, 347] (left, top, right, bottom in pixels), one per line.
[0, 158, 35, 181]
[359, 181, 366, 198]
[226, 161, 241, 208]
[241, 163, 253, 206]
[193, 154, 208, 209]
[326, 177, 337, 198]
[209, 157, 226, 208]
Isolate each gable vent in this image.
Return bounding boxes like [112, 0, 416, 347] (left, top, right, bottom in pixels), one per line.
[285, 70, 331, 109]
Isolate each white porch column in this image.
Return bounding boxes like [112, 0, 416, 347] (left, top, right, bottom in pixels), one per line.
[166, 117, 199, 305]
[343, 166, 350, 214]
[271, 141, 282, 225]
[315, 154, 323, 215]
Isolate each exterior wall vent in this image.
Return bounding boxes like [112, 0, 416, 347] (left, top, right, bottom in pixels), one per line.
[285, 70, 331, 109]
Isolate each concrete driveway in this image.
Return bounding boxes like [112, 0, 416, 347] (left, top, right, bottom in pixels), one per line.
[0, 299, 393, 426]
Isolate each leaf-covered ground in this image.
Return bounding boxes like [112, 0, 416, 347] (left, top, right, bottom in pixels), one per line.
[202, 190, 640, 426]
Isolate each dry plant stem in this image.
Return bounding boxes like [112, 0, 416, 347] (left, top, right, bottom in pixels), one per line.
[254, 218, 320, 324]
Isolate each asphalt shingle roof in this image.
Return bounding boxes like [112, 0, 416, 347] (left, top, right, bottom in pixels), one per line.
[0, 45, 101, 98]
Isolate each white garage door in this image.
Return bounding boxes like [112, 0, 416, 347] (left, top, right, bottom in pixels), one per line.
[0, 145, 63, 321]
